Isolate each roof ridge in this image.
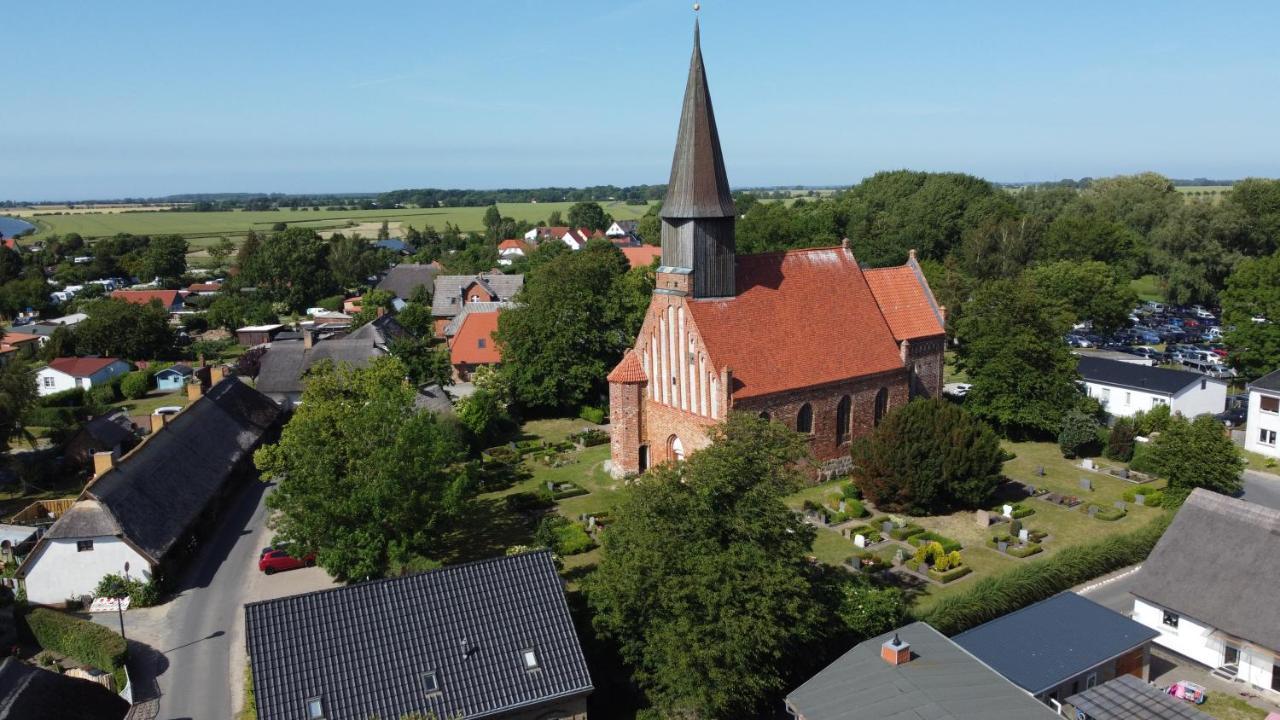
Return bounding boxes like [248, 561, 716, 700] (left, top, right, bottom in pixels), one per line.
[1187, 487, 1280, 524]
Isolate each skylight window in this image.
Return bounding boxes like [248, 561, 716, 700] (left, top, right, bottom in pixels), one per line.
[305, 696, 325, 720]
[422, 671, 440, 695]
[522, 648, 540, 671]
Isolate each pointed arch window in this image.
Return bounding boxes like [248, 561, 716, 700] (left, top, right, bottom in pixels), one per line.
[873, 388, 889, 427]
[836, 395, 852, 444]
[797, 403, 813, 434]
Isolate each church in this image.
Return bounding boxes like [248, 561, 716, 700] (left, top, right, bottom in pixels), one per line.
[607, 21, 946, 479]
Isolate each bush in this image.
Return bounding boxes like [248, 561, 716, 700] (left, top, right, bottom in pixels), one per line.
[1058, 410, 1100, 459]
[533, 516, 595, 555]
[1105, 419, 1136, 462]
[929, 564, 973, 583]
[568, 428, 609, 447]
[889, 524, 925, 541]
[25, 608, 127, 687]
[93, 572, 160, 607]
[37, 387, 85, 408]
[120, 371, 151, 400]
[505, 490, 554, 514]
[1092, 505, 1127, 521]
[909, 531, 962, 553]
[87, 383, 119, 406]
[1122, 488, 1164, 507]
[24, 407, 76, 428]
[315, 294, 345, 312]
[922, 513, 1171, 634]
[578, 405, 606, 425]
[1132, 404, 1171, 436]
[840, 483, 862, 500]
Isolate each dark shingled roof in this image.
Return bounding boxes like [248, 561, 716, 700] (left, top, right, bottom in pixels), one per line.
[376, 263, 439, 300]
[0, 657, 130, 720]
[953, 592, 1159, 695]
[245, 550, 592, 720]
[35, 379, 280, 565]
[80, 410, 137, 449]
[1077, 356, 1210, 395]
[431, 274, 524, 318]
[1250, 367, 1280, 392]
[785, 622, 1058, 720]
[1132, 489, 1280, 651]
[1067, 674, 1213, 720]
[660, 20, 735, 220]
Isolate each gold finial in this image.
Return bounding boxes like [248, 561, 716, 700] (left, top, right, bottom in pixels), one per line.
[693, 3, 700, 11]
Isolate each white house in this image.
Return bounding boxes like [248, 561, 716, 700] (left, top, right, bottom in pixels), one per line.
[1244, 368, 1280, 458]
[35, 357, 131, 397]
[605, 220, 638, 237]
[1130, 490, 1280, 696]
[1077, 356, 1225, 419]
[560, 228, 592, 250]
[18, 378, 282, 605]
[496, 238, 529, 266]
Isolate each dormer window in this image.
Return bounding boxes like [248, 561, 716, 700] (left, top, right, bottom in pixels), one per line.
[522, 648, 540, 671]
[422, 671, 441, 695]
[305, 696, 325, 720]
[478, 339, 486, 349]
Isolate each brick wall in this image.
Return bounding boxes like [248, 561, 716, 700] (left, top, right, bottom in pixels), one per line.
[609, 380, 644, 475]
[641, 397, 717, 466]
[907, 336, 946, 399]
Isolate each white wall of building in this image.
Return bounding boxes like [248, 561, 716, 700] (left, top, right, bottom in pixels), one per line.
[34, 362, 130, 397]
[1245, 388, 1280, 458]
[1170, 378, 1227, 418]
[23, 536, 151, 606]
[1085, 382, 1170, 418]
[1134, 598, 1276, 693]
[1085, 379, 1224, 419]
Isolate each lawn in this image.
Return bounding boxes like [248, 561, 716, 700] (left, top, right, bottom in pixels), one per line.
[107, 387, 191, 416]
[1200, 693, 1269, 720]
[1241, 448, 1279, 474]
[1130, 274, 1164, 302]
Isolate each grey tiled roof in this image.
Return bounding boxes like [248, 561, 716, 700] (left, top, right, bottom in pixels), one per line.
[376, 263, 439, 300]
[1077, 356, 1209, 395]
[0, 657, 130, 720]
[1250, 367, 1280, 392]
[1067, 674, 1212, 720]
[442, 302, 510, 337]
[953, 592, 1158, 694]
[785, 622, 1058, 720]
[245, 550, 592, 720]
[431, 274, 523, 318]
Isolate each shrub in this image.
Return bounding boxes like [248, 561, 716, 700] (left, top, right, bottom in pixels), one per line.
[315, 295, 345, 312]
[1092, 506, 1127, 521]
[889, 524, 925, 541]
[1105, 419, 1137, 462]
[37, 387, 85, 408]
[930, 564, 973, 583]
[578, 405, 606, 425]
[93, 572, 160, 607]
[909, 532, 962, 553]
[840, 483, 862, 500]
[25, 608, 127, 688]
[87, 383, 118, 406]
[120, 371, 151, 400]
[534, 516, 595, 555]
[922, 513, 1171, 634]
[505, 491, 553, 514]
[1058, 410, 1100, 459]
[1008, 518, 1023, 537]
[1122, 488, 1164, 507]
[1132, 404, 1171, 436]
[993, 502, 1036, 520]
[568, 428, 609, 447]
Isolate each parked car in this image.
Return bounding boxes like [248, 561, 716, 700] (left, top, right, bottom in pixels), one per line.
[1143, 301, 1166, 313]
[153, 406, 183, 416]
[943, 383, 972, 398]
[1066, 334, 1093, 348]
[259, 548, 316, 574]
[1214, 407, 1247, 427]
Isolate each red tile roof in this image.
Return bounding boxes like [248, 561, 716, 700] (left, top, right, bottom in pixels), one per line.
[498, 239, 529, 252]
[449, 311, 502, 366]
[46, 357, 126, 377]
[111, 290, 181, 308]
[607, 349, 648, 383]
[1, 332, 40, 345]
[685, 246, 904, 399]
[864, 263, 945, 341]
[621, 246, 662, 270]
[186, 283, 222, 293]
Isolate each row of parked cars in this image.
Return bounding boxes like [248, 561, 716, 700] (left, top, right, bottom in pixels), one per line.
[1065, 302, 1242, 377]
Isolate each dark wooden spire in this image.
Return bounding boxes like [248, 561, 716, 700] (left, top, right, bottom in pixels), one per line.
[661, 19, 735, 220]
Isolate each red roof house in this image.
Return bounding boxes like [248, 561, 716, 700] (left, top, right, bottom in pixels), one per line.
[621, 245, 662, 270]
[448, 311, 502, 381]
[111, 290, 183, 312]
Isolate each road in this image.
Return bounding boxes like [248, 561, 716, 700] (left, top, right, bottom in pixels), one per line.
[1241, 469, 1280, 511]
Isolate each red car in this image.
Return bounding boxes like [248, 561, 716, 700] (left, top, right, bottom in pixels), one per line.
[258, 548, 316, 574]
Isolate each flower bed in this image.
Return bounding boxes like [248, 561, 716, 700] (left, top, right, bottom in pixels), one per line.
[847, 551, 890, 573]
[991, 501, 1036, 520]
[888, 524, 926, 541]
[1039, 492, 1083, 508]
[568, 428, 609, 447]
[844, 525, 883, 545]
[985, 533, 1045, 558]
[905, 541, 970, 583]
[546, 481, 588, 500]
[908, 531, 963, 553]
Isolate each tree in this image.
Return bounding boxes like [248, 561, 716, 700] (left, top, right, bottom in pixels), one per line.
[235, 229, 261, 272]
[566, 201, 610, 232]
[0, 355, 36, 456]
[396, 303, 434, 338]
[256, 357, 472, 581]
[207, 236, 235, 268]
[635, 203, 662, 246]
[349, 290, 394, 328]
[1224, 178, 1280, 256]
[76, 298, 174, 359]
[328, 234, 382, 289]
[1148, 202, 1242, 305]
[495, 242, 632, 411]
[1221, 250, 1280, 379]
[1026, 260, 1137, 335]
[240, 228, 336, 312]
[1036, 213, 1140, 272]
[545, 210, 564, 226]
[455, 388, 509, 448]
[389, 336, 453, 388]
[1057, 410, 1099, 459]
[1141, 414, 1244, 505]
[377, 220, 391, 241]
[850, 398, 1004, 514]
[138, 235, 188, 281]
[482, 205, 502, 235]
[955, 278, 1081, 437]
[120, 371, 151, 400]
[205, 293, 277, 332]
[586, 414, 825, 718]
[1105, 417, 1136, 462]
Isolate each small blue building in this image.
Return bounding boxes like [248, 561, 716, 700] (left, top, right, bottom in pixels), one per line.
[154, 364, 194, 391]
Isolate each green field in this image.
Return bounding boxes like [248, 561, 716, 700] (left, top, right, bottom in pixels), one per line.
[20, 201, 654, 242]
[1176, 185, 1232, 204]
[1130, 273, 1163, 302]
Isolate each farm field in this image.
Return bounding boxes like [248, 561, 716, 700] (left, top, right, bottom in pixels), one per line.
[17, 201, 655, 242]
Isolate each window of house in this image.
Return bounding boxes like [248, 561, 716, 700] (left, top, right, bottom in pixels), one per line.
[522, 648, 540, 671]
[470, 294, 480, 302]
[1153, 397, 1167, 407]
[873, 388, 889, 427]
[1086, 673, 1097, 689]
[1272, 664, 1280, 692]
[836, 396, 852, 445]
[668, 436, 684, 462]
[796, 403, 813, 434]
[1163, 611, 1179, 629]
[1125, 391, 1132, 405]
[1262, 395, 1280, 414]
[1260, 429, 1277, 447]
[1100, 388, 1111, 403]
[1201, 379, 1207, 390]
[422, 671, 440, 695]
[477, 339, 486, 349]
[305, 697, 325, 720]
[76, 540, 94, 552]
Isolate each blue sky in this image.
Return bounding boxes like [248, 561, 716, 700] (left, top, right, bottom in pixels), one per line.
[4, 1, 1279, 199]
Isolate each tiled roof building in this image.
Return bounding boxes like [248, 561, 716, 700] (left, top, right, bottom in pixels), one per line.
[607, 21, 945, 478]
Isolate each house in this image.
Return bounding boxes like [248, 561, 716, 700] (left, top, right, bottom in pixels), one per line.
[110, 289, 183, 313]
[605, 220, 638, 238]
[1077, 356, 1226, 419]
[448, 309, 502, 381]
[953, 591, 1158, 709]
[16, 378, 281, 606]
[36, 358, 132, 397]
[620, 245, 662, 269]
[0, 656, 130, 720]
[254, 317, 401, 407]
[497, 238, 531, 265]
[153, 364, 194, 391]
[0, 332, 41, 366]
[1066, 674, 1213, 720]
[784, 621, 1058, 719]
[373, 238, 411, 254]
[524, 225, 570, 244]
[1244, 368, 1280, 458]
[235, 324, 286, 346]
[1130, 489, 1280, 695]
[184, 281, 222, 296]
[245, 550, 592, 720]
[375, 262, 440, 301]
[414, 383, 455, 416]
[431, 272, 523, 336]
[561, 227, 592, 250]
[608, 27, 945, 478]
[64, 409, 139, 468]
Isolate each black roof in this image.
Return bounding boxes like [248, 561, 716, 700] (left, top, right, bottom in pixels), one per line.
[660, 20, 735, 220]
[79, 410, 136, 448]
[1067, 674, 1212, 720]
[245, 550, 592, 720]
[0, 657, 130, 720]
[953, 592, 1159, 695]
[1077, 356, 1210, 395]
[1250, 367, 1280, 392]
[785, 622, 1058, 720]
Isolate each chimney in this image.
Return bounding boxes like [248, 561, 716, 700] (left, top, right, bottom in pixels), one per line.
[210, 365, 225, 386]
[303, 327, 315, 350]
[938, 305, 947, 327]
[908, 248, 917, 262]
[92, 451, 116, 478]
[881, 633, 911, 666]
[899, 338, 911, 364]
[149, 413, 167, 435]
[841, 237, 850, 250]
[187, 381, 203, 401]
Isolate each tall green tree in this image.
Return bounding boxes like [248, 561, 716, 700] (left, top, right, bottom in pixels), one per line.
[1224, 178, 1280, 256]
[328, 233, 382, 289]
[0, 348, 36, 456]
[1221, 250, 1280, 378]
[1026, 260, 1137, 335]
[566, 201, 611, 232]
[256, 357, 472, 581]
[586, 414, 825, 718]
[955, 278, 1081, 437]
[1148, 202, 1243, 305]
[1141, 414, 1244, 505]
[205, 293, 277, 332]
[138, 235, 188, 281]
[240, 228, 336, 312]
[75, 298, 174, 359]
[850, 398, 1004, 514]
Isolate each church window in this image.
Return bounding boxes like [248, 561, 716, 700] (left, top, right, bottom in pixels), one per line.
[874, 388, 889, 427]
[668, 435, 685, 462]
[797, 403, 813, 434]
[836, 395, 852, 444]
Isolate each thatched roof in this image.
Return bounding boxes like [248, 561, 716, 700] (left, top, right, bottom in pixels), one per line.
[0, 657, 129, 720]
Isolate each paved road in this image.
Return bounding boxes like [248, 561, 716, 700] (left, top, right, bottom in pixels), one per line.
[1241, 469, 1280, 511]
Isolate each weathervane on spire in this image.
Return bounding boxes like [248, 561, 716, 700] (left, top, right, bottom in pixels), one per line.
[693, 2, 700, 11]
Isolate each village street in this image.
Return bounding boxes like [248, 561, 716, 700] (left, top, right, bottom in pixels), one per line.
[93, 480, 334, 720]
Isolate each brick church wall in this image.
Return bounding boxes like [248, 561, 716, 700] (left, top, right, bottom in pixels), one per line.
[641, 398, 717, 466]
[906, 336, 946, 399]
[608, 380, 644, 475]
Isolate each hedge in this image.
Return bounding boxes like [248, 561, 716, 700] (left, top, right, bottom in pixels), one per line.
[909, 531, 962, 553]
[1092, 506, 1127, 521]
[921, 512, 1171, 635]
[929, 565, 973, 583]
[1122, 488, 1164, 507]
[889, 524, 925, 541]
[25, 608, 128, 689]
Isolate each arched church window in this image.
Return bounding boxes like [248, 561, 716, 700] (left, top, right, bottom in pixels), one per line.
[836, 395, 852, 444]
[797, 403, 813, 434]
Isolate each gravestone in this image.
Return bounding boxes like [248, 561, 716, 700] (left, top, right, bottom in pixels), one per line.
[1026, 484, 1037, 495]
[1114, 501, 1127, 511]
[881, 521, 894, 534]
[1088, 505, 1099, 517]
[841, 528, 849, 538]
[1082, 458, 1094, 470]
[1079, 477, 1093, 491]
[1035, 466, 1045, 477]
[854, 534, 867, 548]
[893, 548, 905, 566]
[1119, 468, 1130, 479]
[1018, 528, 1030, 543]
[547, 481, 555, 491]
[587, 516, 596, 530]
[1135, 494, 1146, 506]
[975, 509, 990, 528]
[997, 541, 1009, 554]
[1002, 504, 1014, 518]
[838, 500, 847, 513]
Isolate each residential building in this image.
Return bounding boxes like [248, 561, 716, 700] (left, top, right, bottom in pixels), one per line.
[0, 657, 130, 720]
[448, 308, 502, 381]
[376, 262, 440, 301]
[255, 316, 401, 406]
[110, 289, 184, 313]
[953, 591, 1158, 709]
[1244, 368, 1280, 458]
[561, 227, 594, 250]
[245, 550, 592, 720]
[0, 332, 40, 365]
[608, 25, 945, 478]
[524, 226, 570, 244]
[1130, 489, 1280, 695]
[235, 324, 286, 346]
[64, 409, 138, 468]
[1066, 674, 1212, 720]
[431, 272, 523, 336]
[16, 378, 281, 605]
[605, 220, 638, 238]
[185, 281, 223, 296]
[1077, 356, 1226, 419]
[620, 245, 661, 269]
[498, 238, 531, 265]
[36, 358, 132, 396]
[784, 621, 1058, 719]
[153, 364, 194, 391]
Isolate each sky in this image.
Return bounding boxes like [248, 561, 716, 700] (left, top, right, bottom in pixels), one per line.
[3, 1, 1279, 200]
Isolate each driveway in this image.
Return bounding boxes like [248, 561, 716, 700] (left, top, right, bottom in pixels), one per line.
[94, 480, 335, 719]
[1241, 470, 1280, 511]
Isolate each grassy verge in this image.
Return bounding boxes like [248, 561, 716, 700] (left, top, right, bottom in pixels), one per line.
[1200, 693, 1268, 720]
[1241, 448, 1279, 474]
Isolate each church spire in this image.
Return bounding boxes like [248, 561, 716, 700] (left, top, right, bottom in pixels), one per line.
[661, 18, 735, 219]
